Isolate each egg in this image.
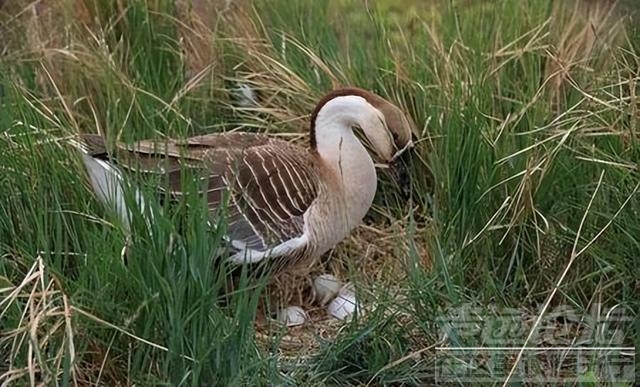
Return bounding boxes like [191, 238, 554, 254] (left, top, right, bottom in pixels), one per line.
[327, 283, 359, 320]
[277, 306, 308, 327]
[313, 274, 342, 305]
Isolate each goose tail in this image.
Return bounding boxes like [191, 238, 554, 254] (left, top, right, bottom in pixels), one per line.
[68, 134, 146, 230]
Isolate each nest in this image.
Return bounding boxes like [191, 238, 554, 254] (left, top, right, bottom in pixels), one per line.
[254, 217, 434, 355]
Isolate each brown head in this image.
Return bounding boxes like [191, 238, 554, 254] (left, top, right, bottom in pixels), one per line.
[310, 87, 416, 159]
[309, 87, 417, 192]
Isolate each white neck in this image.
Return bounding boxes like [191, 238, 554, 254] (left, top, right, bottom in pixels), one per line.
[313, 95, 380, 231]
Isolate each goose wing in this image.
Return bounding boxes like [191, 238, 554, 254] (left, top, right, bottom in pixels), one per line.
[110, 133, 320, 260]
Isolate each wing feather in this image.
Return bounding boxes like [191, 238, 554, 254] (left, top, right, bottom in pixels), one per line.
[103, 133, 319, 256]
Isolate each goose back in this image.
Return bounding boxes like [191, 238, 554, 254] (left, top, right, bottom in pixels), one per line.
[83, 133, 321, 261]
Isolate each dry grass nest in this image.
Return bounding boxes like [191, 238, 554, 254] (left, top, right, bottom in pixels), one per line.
[255, 217, 434, 357]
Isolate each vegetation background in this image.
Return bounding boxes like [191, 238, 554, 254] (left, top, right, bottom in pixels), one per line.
[0, 0, 638, 385]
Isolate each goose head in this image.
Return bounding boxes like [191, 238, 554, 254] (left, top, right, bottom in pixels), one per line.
[310, 87, 417, 193]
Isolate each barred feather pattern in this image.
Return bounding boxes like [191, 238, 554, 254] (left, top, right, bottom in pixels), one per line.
[83, 133, 323, 269]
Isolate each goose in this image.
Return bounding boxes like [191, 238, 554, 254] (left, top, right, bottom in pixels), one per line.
[71, 87, 416, 273]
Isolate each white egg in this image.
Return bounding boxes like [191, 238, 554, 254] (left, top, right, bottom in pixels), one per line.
[277, 306, 308, 327]
[313, 274, 342, 305]
[327, 284, 359, 320]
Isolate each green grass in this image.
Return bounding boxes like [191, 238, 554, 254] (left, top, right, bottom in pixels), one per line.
[1, 0, 638, 385]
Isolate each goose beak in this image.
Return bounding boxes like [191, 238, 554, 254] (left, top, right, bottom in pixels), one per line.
[388, 141, 413, 197]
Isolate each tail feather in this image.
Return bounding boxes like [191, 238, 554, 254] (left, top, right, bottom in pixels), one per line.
[68, 134, 150, 231]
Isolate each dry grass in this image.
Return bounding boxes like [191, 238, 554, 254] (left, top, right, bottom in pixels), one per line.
[0, 257, 79, 386]
[545, 0, 626, 111]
